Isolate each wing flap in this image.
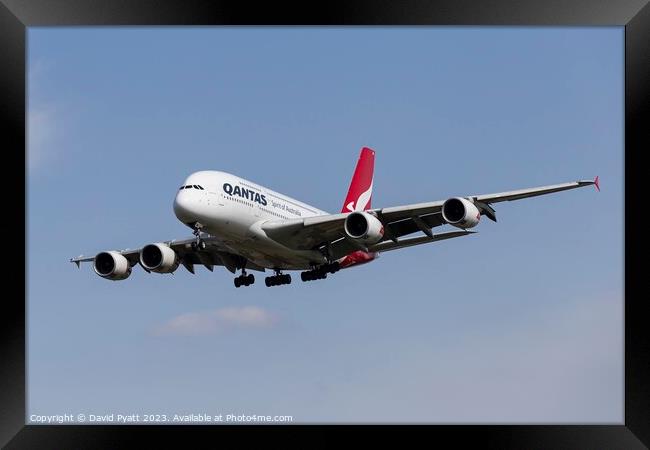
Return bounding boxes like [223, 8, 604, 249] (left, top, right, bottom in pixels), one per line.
[369, 230, 476, 253]
[381, 212, 446, 240]
[326, 237, 365, 261]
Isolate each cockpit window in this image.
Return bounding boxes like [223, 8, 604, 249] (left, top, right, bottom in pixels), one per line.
[179, 186, 185, 190]
[193, 185, 200, 189]
[198, 185, 204, 190]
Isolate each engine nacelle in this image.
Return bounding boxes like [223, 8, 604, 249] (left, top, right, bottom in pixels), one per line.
[93, 251, 132, 280]
[139, 243, 180, 273]
[442, 197, 481, 229]
[344, 211, 385, 245]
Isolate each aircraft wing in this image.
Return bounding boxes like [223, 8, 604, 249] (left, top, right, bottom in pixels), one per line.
[70, 235, 266, 274]
[261, 178, 598, 259]
[372, 178, 598, 223]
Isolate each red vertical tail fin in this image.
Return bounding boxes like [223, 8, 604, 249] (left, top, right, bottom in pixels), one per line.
[341, 147, 375, 213]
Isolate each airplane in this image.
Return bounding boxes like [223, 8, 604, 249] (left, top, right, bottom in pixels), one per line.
[71, 147, 599, 288]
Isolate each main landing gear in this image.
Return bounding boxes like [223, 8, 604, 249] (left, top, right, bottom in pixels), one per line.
[234, 269, 254, 288]
[191, 241, 206, 251]
[300, 262, 340, 282]
[190, 223, 206, 251]
[265, 270, 291, 287]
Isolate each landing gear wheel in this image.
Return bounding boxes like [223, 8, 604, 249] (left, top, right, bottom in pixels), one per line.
[265, 271, 291, 287]
[234, 270, 254, 288]
[191, 240, 206, 251]
[327, 262, 340, 274]
[301, 265, 334, 281]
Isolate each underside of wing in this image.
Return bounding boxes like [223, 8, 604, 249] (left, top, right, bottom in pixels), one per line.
[70, 234, 265, 275]
[166, 237, 265, 273]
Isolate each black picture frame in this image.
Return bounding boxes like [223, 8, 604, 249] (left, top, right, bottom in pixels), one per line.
[2, 0, 647, 447]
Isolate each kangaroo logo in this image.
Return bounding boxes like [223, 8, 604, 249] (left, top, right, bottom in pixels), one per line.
[346, 181, 373, 212]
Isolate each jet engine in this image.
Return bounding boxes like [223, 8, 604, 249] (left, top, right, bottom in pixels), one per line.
[344, 211, 385, 244]
[93, 251, 132, 280]
[441, 197, 481, 229]
[139, 243, 180, 273]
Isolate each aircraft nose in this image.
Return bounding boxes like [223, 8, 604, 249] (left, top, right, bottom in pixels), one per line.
[173, 191, 195, 224]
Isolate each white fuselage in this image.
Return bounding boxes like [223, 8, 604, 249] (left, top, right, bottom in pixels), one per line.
[173, 171, 330, 270]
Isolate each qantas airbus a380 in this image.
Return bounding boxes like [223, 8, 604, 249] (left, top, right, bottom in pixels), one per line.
[71, 147, 599, 288]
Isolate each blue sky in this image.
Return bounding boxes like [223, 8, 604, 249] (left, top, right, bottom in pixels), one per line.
[27, 27, 623, 423]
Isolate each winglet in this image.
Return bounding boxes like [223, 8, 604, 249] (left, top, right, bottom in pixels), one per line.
[594, 175, 600, 191]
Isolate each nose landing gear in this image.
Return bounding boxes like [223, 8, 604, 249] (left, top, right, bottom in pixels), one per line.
[190, 223, 206, 251]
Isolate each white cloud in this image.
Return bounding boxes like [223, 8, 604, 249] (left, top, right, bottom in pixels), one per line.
[28, 105, 58, 169]
[28, 58, 63, 171]
[152, 306, 278, 336]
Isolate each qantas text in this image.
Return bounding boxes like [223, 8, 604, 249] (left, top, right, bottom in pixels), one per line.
[223, 183, 268, 206]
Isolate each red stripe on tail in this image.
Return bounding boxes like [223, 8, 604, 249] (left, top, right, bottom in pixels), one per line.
[341, 147, 375, 213]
